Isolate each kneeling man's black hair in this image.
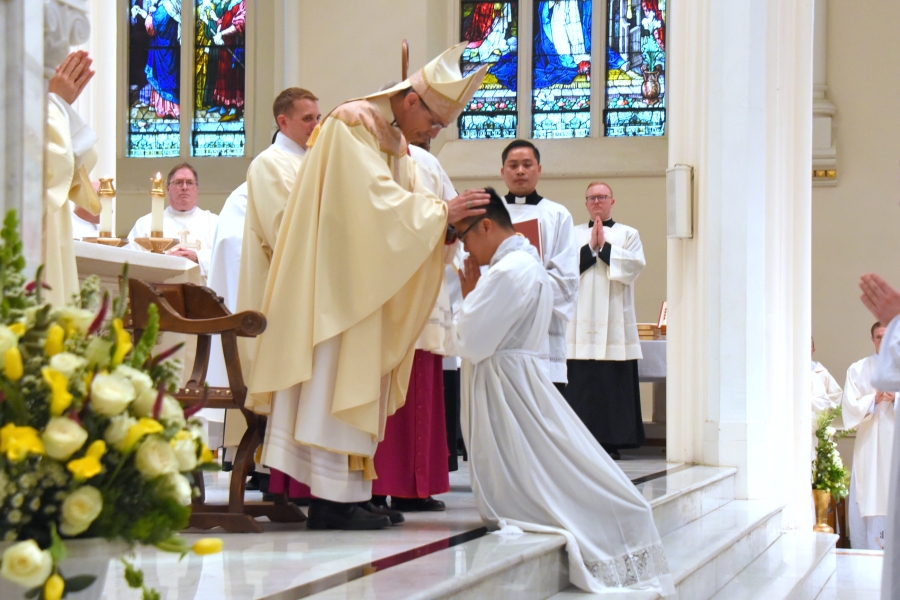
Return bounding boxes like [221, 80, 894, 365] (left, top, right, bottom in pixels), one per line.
[481, 187, 515, 231]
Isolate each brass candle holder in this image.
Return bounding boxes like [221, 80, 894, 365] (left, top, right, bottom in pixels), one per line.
[133, 237, 179, 254]
[133, 173, 178, 253]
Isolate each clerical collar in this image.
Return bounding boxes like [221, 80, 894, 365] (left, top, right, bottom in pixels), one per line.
[274, 131, 306, 157]
[588, 218, 616, 227]
[167, 206, 197, 217]
[504, 191, 543, 205]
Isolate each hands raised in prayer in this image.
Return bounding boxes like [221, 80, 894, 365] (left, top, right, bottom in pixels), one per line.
[48, 51, 95, 105]
[876, 391, 896, 405]
[589, 218, 606, 253]
[458, 256, 481, 299]
[447, 189, 491, 225]
[860, 273, 900, 326]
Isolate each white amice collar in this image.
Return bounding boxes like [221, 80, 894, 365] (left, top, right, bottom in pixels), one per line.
[274, 131, 307, 157]
[166, 206, 198, 217]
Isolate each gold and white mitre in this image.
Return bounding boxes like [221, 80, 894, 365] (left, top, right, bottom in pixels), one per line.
[371, 42, 488, 125]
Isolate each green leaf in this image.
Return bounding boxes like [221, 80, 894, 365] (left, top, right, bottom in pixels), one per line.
[49, 523, 68, 564]
[63, 574, 98, 593]
[154, 535, 190, 556]
[112, 263, 130, 321]
[142, 587, 162, 600]
[121, 558, 144, 589]
[130, 303, 160, 368]
[195, 462, 223, 472]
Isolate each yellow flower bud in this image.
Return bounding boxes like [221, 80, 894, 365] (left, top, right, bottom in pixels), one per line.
[192, 538, 223, 555]
[66, 440, 107, 481]
[0, 423, 45, 461]
[121, 418, 164, 452]
[4, 347, 23, 381]
[42, 368, 74, 417]
[44, 573, 64, 600]
[8, 322, 25, 337]
[199, 444, 214, 464]
[111, 319, 132, 368]
[44, 324, 65, 357]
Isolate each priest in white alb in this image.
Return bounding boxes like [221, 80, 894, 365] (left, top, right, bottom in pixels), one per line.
[564, 182, 646, 458]
[811, 336, 842, 418]
[499, 140, 579, 388]
[451, 191, 672, 594]
[841, 321, 895, 550]
[127, 163, 218, 282]
[247, 44, 489, 530]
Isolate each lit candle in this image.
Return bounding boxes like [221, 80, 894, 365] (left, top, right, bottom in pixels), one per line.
[150, 172, 165, 237]
[97, 178, 115, 237]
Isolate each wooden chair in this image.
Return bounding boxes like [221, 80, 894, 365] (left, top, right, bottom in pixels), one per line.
[128, 278, 306, 533]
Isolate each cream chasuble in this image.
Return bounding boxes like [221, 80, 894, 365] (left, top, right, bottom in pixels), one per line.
[127, 207, 218, 279]
[44, 93, 100, 307]
[249, 96, 448, 454]
[842, 355, 896, 521]
[566, 221, 645, 361]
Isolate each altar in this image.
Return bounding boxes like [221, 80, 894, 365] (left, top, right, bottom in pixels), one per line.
[638, 339, 666, 444]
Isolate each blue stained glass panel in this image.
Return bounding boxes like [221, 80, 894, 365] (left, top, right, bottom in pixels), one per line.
[128, 0, 182, 157]
[604, 0, 666, 137]
[459, 2, 519, 140]
[532, 1, 592, 139]
[193, 0, 246, 157]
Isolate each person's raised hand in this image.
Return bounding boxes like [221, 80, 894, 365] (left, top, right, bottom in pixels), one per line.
[860, 273, 900, 325]
[448, 189, 490, 224]
[458, 255, 481, 299]
[48, 51, 95, 105]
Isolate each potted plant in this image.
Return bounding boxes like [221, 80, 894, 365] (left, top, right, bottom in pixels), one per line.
[811, 405, 851, 533]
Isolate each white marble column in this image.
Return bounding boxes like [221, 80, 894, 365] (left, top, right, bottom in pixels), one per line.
[0, 0, 46, 273]
[666, 0, 814, 528]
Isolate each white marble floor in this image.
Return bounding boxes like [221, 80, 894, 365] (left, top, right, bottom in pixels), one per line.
[816, 550, 883, 600]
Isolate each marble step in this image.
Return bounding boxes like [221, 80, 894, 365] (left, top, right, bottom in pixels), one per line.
[708, 531, 837, 600]
[548, 499, 785, 600]
[641, 465, 736, 537]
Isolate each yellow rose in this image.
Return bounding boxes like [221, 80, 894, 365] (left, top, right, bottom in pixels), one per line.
[49, 352, 87, 378]
[41, 417, 88, 461]
[66, 440, 106, 481]
[171, 432, 198, 472]
[111, 319, 132, 368]
[89, 372, 136, 416]
[44, 324, 65, 357]
[135, 436, 179, 478]
[104, 413, 138, 451]
[120, 418, 164, 452]
[0, 423, 44, 461]
[43, 573, 64, 600]
[59, 485, 103, 536]
[7, 322, 26, 337]
[199, 444, 215, 464]
[42, 368, 73, 417]
[192, 538, 223, 556]
[4, 347, 23, 381]
[0, 540, 52, 588]
[112, 365, 154, 396]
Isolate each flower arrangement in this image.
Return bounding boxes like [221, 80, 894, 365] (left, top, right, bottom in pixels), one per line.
[811, 405, 851, 499]
[0, 212, 221, 600]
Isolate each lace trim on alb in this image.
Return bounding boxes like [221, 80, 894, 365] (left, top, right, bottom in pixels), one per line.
[585, 543, 669, 588]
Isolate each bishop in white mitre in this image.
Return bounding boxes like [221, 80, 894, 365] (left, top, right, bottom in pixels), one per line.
[499, 140, 579, 386]
[842, 321, 895, 550]
[451, 192, 672, 595]
[247, 44, 488, 530]
[127, 163, 218, 282]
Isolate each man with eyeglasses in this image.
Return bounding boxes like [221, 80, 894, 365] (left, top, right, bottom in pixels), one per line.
[127, 162, 219, 281]
[500, 139, 579, 392]
[563, 182, 646, 459]
[244, 44, 490, 530]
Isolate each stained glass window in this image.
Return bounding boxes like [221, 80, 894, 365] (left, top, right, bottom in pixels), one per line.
[127, 0, 182, 157]
[459, 2, 519, 140]
[532, 1, 592, 139]
[604, 0, 666, 137]
[192, 0, 246, 157]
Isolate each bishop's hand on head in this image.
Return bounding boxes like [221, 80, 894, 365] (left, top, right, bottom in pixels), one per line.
[447, 189, 491, 224]
[860, 273, 900, 326]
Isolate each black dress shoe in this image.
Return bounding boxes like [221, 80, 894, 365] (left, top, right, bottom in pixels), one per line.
[307, 499, 392, 530]
[370, 495, 389, 508]
[391, 496, 446, 512]
[246, 473, 261, 491]
[360, 501, 404, 525]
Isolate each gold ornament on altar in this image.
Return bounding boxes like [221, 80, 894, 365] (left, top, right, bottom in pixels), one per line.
[81, 177, 128, 247]
[134, 172, 179, 253]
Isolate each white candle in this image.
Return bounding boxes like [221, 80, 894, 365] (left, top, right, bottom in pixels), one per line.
[99, 197, 112, 234]
[150, 172, 165, 235]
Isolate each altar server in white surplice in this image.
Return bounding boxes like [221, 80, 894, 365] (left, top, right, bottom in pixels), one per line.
[127, 163, 218, 281]
[499, 140, 579, 388]
[811, 337, 842, 418]
[842, 322, 895, 550]
[564, 182, 646, 458]
[451, 191, 672, 595]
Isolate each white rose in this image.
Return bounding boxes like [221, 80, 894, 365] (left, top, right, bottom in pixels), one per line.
[49, 352, 88, 378]
[131, 388, 158, 418]
[158, 396, 186, 428]
[113, 365, 154, 396]
[58, 307, 96, 335]
[59, 485, 103, 536]
[41, 417, 89, 461]
[0, 326, 17, 369]
[0, 540, 52, 588]
[171, 436, 198, 472]
[187, 419, 210, 447]
[825, 426, 836, 437]
[90, 373, 136, 416]
[135, 437, 179, 478]
[104, 413, 138, 451]
[166, 473, 193, 505]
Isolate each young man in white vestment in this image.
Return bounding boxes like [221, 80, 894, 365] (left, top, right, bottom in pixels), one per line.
[246, 44, 490, 530]
[70, 203, 100, 240]
[127, 163, 219, 281]
[499, 140, 579, 390]
[451, 190, 671, 594]
[811, 336, 842, 418]
[842, 322, 895, 549]
[564, 182, 646, 459]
